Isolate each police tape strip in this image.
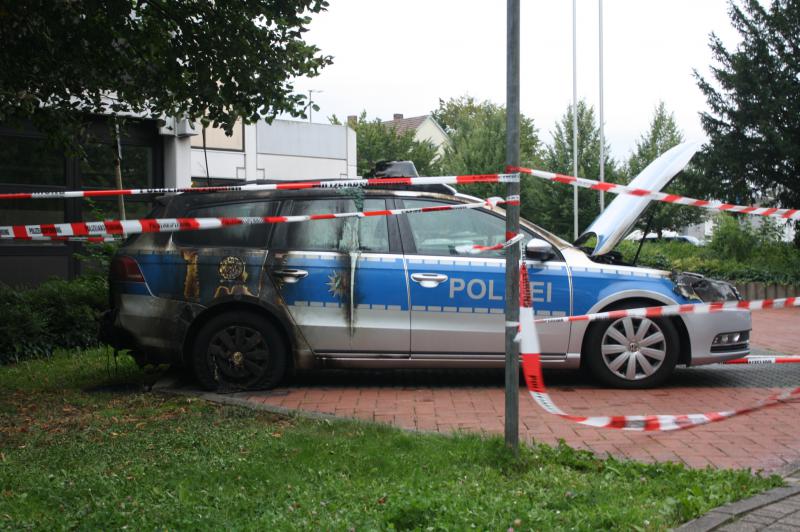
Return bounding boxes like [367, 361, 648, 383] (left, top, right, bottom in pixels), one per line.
[724, 356, 800, 365]
[509, 165, 800, 221]
[0, 173, 519, 201]
[532, 297, 800, 325]
[0, 197, 513, 239]
[454, 232, 525, 255]
[517, 267, 800, 432]
[10, 235, 120, 243]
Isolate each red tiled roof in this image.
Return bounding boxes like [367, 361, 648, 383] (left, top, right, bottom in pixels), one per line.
[381, 115, 428, 135]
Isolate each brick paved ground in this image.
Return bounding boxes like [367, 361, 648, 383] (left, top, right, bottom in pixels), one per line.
[242, 308, 800, 473]
[750, 307, 799, 355]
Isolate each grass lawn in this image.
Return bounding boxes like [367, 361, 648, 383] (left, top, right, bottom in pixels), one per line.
[0, 349, 782, 530]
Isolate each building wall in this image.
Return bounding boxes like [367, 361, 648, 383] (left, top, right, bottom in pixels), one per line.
[191, 119, 357, 182]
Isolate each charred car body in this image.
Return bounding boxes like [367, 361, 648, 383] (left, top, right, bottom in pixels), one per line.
[102, 143, 750, 389]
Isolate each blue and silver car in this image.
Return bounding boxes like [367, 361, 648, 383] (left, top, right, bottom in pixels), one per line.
[102, 144, 750, 390]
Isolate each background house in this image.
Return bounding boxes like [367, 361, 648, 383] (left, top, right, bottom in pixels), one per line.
[381, 113, 450, 158]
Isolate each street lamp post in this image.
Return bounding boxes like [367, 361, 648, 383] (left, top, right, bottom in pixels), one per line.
[308, 89, 323, 124]
[505, 0, 521, 454]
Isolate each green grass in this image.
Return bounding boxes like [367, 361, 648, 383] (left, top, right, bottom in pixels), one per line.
[0, 350, 782, 530]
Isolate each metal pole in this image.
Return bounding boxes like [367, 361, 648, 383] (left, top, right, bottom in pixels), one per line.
[572, 0, 579, 240]
[598, 0, 605, 212]
[504, 0, 521, 453]
[113, 121, 126, 220]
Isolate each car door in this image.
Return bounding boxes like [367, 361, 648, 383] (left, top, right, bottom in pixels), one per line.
[267, 196, 410, 357]
[398, 198, 571, 358]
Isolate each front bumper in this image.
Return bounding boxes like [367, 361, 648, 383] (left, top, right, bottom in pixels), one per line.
[682, 308, 751, 365]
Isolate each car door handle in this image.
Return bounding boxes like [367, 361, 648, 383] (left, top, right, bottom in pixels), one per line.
[410, 273, 448, 288]
[273, 269, 308, 283]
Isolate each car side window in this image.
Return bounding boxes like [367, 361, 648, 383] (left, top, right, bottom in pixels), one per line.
[280, 198, 390, 252]
[403, 199, 541, 258]
[172, 200, 275, 248]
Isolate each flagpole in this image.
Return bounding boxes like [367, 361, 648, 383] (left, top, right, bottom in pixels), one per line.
[572, 0, 579, 240]
[598, 0, 606, 212]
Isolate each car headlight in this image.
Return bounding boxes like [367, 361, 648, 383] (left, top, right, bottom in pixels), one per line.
[672, 272, 741, 302]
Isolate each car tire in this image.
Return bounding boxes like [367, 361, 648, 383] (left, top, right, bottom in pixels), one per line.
[192, 311, 286, 391]
[584, 300, 679, 389]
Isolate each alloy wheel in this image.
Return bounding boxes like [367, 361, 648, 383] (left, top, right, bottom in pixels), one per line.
[600, 317, 667, 381]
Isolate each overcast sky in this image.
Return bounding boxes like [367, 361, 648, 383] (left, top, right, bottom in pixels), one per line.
[297, 0, 741, 162]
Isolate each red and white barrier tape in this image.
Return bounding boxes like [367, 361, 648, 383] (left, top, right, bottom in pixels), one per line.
[518, 267, 800, 432]
[533, 297, 800, 325]
[0, 197, 513, 239]
[724, 356, 800, 365]
[17, 235, 120, 243]
[509, 165, 800, 221]
[0, 173, 519, 201]
[455, 232, 525, 255]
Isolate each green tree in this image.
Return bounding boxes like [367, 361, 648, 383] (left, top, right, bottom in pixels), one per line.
[0, 1, 332, 148]
[541, 100, 619, 240]
[432, 96, 543, 220]
[330, 112, 440, 177]
[694, 0, 800, 243]
[626, 102, 706, 238]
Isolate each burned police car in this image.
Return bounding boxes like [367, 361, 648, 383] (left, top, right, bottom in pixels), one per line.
[103, 145, 750, 390]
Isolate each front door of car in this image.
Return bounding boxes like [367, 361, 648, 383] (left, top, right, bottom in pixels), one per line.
[267, 197, 409, 357]
[398, 199, 571, 358]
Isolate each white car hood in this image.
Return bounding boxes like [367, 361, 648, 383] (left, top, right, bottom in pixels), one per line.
[577, 141, 701, 256]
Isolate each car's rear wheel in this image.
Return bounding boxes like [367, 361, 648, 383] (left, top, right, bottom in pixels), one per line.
[192, 311, 286, 391]
[584, 301, 679, 389]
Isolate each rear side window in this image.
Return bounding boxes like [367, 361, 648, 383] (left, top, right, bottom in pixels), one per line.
[276, 198, 390, 252]
[173, 201, 276, 248]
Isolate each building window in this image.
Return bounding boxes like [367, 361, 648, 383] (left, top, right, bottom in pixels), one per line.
[0, 135, 64, 186]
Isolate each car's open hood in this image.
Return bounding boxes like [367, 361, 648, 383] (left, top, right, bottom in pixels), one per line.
[576, 141, 701, 256]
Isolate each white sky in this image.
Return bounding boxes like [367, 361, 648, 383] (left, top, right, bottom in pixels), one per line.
[297, 0, 741, 162]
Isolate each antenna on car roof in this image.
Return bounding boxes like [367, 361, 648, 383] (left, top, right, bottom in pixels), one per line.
[370, 160, 419, 178]
[369, 161, 456, 195]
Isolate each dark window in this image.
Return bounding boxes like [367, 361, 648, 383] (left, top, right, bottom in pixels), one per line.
[80, 143, 153, 190]
[403, 199, 536, 257]
[0, 136, 64, 186]
[173, 201, 276, 248]
[280, 198, 389, 252]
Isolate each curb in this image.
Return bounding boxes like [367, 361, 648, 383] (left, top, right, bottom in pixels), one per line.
[674, 484, 800, 531]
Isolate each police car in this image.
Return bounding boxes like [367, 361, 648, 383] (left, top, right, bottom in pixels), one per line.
[102, 145, 750, 390]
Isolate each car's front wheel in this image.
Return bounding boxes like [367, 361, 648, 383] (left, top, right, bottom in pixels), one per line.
[584, 301, 679, 389]
[192, 311, 286, 391]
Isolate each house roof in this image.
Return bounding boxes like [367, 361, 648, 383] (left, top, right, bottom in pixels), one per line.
[382, 115, 428, 135]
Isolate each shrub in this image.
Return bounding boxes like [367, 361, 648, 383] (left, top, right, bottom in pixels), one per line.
[617, 214, 800, 285]
[0, 275, 108, 365]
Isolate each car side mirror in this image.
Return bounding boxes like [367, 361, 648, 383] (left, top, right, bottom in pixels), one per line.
[526, 238, 555, 262]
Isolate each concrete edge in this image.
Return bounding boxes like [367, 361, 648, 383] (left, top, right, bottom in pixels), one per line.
[153, 380, 451, 439]
[674, 485, 800, 531]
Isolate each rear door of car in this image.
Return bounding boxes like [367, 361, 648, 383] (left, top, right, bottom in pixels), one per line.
[167, 199, 278, 304]
[397, 198, 571, 359]
[266, 196, 410, 357]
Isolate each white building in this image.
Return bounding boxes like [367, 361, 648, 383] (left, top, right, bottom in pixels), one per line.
[187, 119, 357, 186]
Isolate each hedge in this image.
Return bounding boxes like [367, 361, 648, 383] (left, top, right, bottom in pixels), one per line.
[0, 276, 108, 365]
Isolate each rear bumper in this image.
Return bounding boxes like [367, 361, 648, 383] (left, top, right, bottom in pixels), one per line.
[102, 294, 196, 365]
